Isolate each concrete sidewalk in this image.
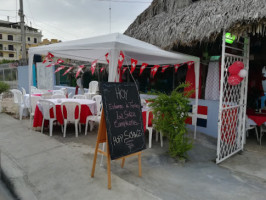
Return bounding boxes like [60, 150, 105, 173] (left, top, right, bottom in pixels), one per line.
[1, 113, 266, 200]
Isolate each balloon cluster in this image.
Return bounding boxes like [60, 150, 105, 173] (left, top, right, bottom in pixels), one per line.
[227, 61, 247, 85]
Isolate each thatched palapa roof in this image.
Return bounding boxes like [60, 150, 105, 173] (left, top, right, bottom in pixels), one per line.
[125, 0, 266, 49]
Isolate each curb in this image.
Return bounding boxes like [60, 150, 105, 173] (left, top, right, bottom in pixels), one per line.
[1, 150, 38, 200]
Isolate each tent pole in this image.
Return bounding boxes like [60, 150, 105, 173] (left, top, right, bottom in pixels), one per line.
[194, 59, 200, 139]
[28, 53, 34, 127]
[108, 49, 119, 82]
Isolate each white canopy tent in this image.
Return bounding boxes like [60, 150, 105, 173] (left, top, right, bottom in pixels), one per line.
[28, 33, 200, 137]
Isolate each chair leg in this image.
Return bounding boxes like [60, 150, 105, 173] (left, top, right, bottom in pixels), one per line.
[79, 123, 81, 133]
[149, 130, 152, 148]
[49, 120, 53, 137]
[41, 118, 45, 134]
[160, 132, 163, 147]
[254, 127, 259, 143]
[75, 121, 79, 137]
[63, 121, 67, 137]
[19, 106, 23, 120]
[85, 118, 88, 135]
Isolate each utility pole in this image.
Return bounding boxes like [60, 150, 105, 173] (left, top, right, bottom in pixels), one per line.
[18, 0, 27, 65]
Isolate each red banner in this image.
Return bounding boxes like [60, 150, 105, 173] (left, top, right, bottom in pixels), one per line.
[118, 51, 125, 69]
[100, 67, 105, 73]
[46, 58, 64, 67]
[54, 65, 66, 73]
[76, 65, 85, 78]
[139, 63, 148, 75]
[122, 67, 127, 75]
[105, 53, 109, 64]
[62, 67, 73, 76]
[91, 60, 97, 75]
[151, 65, 160, 78]
[43, 52, 54, 63]
[161, 65, 169, 73]
[174, 64, 181, 73]
[130, 58, 138, 74]
[186, 61, 194, 69]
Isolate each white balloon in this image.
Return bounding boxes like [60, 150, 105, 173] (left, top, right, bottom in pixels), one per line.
[238, 69, 247, 78]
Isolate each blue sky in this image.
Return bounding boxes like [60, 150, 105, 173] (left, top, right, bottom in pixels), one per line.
[0, 0, 151, 41]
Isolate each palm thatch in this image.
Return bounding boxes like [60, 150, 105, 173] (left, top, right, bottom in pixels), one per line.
[125, 0, 266, 49]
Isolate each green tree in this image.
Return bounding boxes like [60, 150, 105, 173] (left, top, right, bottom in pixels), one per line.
[149, 83, 193, 159]
[0, 81, 10, 94]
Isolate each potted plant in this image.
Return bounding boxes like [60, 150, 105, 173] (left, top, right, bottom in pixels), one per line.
[149, 83, 193, 160]
[0, 81, 10, 112]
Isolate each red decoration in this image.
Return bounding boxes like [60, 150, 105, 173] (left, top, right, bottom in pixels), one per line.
[43, 52, 54, 63]
[174, 64, 181, 73]
[161, 65, 169, 73]
[140, 63, 148, 75]
[100, 67, 105, 73]
[151, 65, 160, 78]
[130, 58, 138, 74]
[122, 67, 127, 74]
[46, 58, 64, 67]
[54, 65, 65, 73]
[62, 67, 73, 76]
[91, 60, 97, 75]
[228, 61, 245, 86]
[56, 59, 64, 64]
[118, 51, 125, 69]
[186, 61, 194, 69]
[76, 65, 85, 78]
[105, 53, 109, 64]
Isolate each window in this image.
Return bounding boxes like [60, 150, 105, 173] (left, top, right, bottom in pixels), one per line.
[0, 34, 2, 39]
[8, 45, 14, 51]
[8, 35, 13, 41]
[28, 37, 30, 42]
[0, 52, 3, 57]
[34, 38, 37, 43]
[0, 44, 2, 50]
[9, 53, 14, 58]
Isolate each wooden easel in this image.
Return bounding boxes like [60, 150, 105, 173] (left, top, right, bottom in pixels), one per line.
[91, 111, 142, 189]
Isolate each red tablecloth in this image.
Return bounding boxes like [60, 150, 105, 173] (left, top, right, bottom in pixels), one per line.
[247, 113, 266, 126]
[33, 101, 95, 127]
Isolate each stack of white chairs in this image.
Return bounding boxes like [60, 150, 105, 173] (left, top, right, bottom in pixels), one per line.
[10, 89, 27, 120]
[61, 102, 81, 137]
[85, 81, 99, 99]
[39, 100, 57, 136]
[73, 95, 86, 99]
[85, 95, 102, 134]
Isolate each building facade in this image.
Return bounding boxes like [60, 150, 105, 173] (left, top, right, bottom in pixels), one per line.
[0, 20, 42, 61]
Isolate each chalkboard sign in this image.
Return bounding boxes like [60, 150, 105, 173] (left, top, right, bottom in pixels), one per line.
[101, 82, 146, 160]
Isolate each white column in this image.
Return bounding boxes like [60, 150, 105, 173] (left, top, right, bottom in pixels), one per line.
[194, 59, 200, 139]
[108, 49, 119, 82]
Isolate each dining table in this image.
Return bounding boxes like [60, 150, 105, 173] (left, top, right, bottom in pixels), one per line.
[33, 98, 97, 127]
[247, 109, 266, 126]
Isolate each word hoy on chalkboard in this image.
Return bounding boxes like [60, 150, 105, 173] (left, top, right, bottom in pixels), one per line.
[101, 82, 146, 160]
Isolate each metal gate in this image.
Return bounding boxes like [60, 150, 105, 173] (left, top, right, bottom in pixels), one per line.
[216, 32, 250, 164]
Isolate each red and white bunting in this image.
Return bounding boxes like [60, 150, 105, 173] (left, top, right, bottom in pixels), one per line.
[118, 51, 125, 69]
[139, 63, 148, 76]
[76, 65, 85, 78]
[151, 65, 160, 78]
[62, 67, 73, 76]
[122, 67, 127, 75]
[130, 58, 138, 74]
[46, 58, 64, 67]
[54, 65, 66, 73]
[100, 67, 105, 73]
[174, 64, 181, 73]
[42, 52, 54, 63]
[186, 61, 194, 69]
[161, 65, 169, 73]
[91, 60, 97, 75]
[105, 53, 109, 64]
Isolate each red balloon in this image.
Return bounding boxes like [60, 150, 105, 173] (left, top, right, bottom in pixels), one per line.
[228, 75, 242, 85]
[228, 61, 244, 75]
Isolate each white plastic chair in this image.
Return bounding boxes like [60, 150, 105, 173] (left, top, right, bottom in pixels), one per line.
[73, 95, 86, 99]
[246, 116, 259, 144]
[146, 109, 163, 148]
[53, 90, 65, 95]
[21, 87, 26, 96]
[29, 96, 41, 126]
[85, 81, 99, 99]
[51, 94, 66, 99]
[39, 100, 56, 136]
[10, 89, 27, 120]
[61, 102, 81, 137]
[60, 88, 68, 96]
[85, 95, 102, 134]
[41, 93, 53, 99]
